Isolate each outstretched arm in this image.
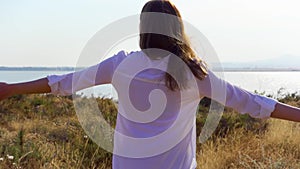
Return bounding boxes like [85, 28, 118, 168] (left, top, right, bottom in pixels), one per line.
[0, 78, 51, 101]
[196, 70, 300, 122]
[271, 102, 300, 122]
[0, 51, 127, 101]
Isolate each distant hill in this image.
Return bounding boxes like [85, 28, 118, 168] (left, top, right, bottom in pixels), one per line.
[0, 67, 76, 71]
[1, 55, 299, 72]
[215, 55, 300, 71]
[252, 54, 300, 68]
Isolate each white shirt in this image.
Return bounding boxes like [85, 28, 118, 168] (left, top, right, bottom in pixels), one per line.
[47, 50, 277, 169]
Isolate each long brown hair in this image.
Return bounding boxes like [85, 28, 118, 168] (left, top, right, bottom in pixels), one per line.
[139, 0, 208, 91]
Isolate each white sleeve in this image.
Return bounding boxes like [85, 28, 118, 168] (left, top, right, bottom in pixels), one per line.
[47, 51, 127, 96]
[197, 70, 278, 119]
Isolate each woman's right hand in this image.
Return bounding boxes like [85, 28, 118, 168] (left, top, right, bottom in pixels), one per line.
[0, 82, 14, 101]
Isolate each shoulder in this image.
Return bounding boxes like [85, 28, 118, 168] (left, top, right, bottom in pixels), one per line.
[112, 50, 143, 60]
[111, 50, 143, 64]
[105, 50, 144, 71]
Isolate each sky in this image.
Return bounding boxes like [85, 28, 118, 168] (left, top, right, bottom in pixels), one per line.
[1, 0, 300, 67]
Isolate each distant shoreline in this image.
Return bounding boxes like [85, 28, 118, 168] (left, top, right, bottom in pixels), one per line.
[1, 66, 300, 72]
[0, 67, 77, 72]
[213, 68, 300, 72]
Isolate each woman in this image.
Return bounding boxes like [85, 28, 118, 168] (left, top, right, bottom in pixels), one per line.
[0, 1, 300, 169]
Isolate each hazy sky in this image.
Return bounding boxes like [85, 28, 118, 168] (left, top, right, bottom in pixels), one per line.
[1, 0, 300, 66]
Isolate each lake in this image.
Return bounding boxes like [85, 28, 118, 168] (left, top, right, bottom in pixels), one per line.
[1, 70, 299, 99]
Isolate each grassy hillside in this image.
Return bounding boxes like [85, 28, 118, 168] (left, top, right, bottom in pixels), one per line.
[0, 93, 299, 168]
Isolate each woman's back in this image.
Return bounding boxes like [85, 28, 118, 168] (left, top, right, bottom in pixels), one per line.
[111, 50, 199, 169]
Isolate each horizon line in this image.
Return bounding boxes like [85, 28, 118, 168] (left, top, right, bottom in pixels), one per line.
[1, 66, 300, 72]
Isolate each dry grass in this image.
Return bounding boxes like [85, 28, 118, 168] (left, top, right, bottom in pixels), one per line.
[197, 119, 300, 169]
[0, 94, 299, 168]
[0, 94, 113, 169]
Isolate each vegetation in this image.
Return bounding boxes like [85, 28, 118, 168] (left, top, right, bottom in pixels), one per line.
[0, 92, 299, 169]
